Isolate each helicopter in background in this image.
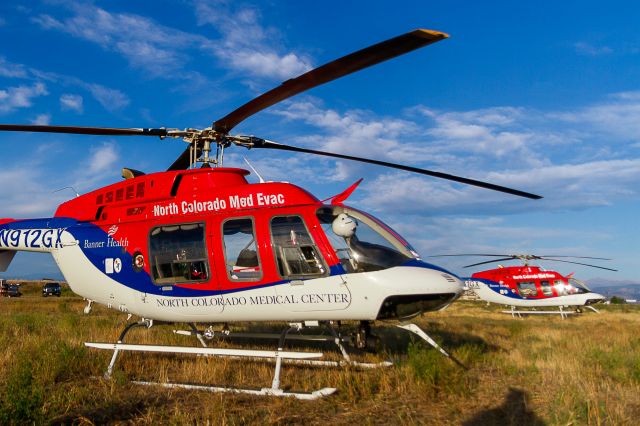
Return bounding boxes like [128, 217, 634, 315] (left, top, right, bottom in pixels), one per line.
[431, 254, 615, 318]
[0, 29, 542, 398]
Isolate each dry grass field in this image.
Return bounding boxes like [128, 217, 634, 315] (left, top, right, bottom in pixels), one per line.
[1, 282, 640, 425]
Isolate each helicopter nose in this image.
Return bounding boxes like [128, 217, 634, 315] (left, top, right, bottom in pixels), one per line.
[374, 265, 464, 320]
[586, 292, 606, 305]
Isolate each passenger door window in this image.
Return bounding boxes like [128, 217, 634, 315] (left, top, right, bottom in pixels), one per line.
[540, 280, 553, 296]
[517, 281, 538, 297]
[554, 279, 569, 296]
[222, 218, 262, 281]
[149, 222, 209, 285]
[271, 216, 326, 278]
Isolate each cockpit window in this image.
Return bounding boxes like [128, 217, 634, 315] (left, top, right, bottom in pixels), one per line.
[270, 215, 327, 278]
[540, 280, 553, 296]
[568, 277, 590, 294]
[554, 279, 569, 296]
[316, 206, 417, 273]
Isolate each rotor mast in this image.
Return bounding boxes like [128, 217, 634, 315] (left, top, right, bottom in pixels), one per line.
[164, 128, 231, 168]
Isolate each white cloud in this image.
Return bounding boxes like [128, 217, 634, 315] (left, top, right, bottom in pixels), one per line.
[0, 56, 128, 113]
[60, 93, 83, 113]
[574, 42, 613, 56]
[32, 7, 199, 76]
[357, 156, 640, 218]
[194, 0, 312, 80]
[406, 215, 613, 265]
[89, 143, 119, 174]
[32, 1, 311, 82]
[0, 155, 70, 217]
[0, 56, 28, 78]
[262, 90, 640, 217]
[0, 82, 48, 113]
[552, 91, 640, 140]
[63, 143, 121, 192]
[31, 113, 51, 125]
[85, 84, 129, 112]
[272, 100, 425, 170]
[0, 142, 121, 217]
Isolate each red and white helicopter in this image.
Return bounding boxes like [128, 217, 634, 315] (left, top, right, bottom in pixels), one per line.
[432, 254, 615, 318]
[0, 29, 541, 398]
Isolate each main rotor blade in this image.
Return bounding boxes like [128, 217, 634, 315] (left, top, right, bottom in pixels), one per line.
[213, 29, 448, 134]
[0, 124, 168, 137]
[249, 139, 542, 199]
[167, 145, 203, 171]
[539, 255, 612, 261]
[463, 258, 516, 268]
[430, 254, 514, 258]
[541, 258, 618, 272]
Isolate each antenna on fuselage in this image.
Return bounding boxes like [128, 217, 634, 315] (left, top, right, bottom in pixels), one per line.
[243, 157, 266, 183]
[52, 186, 80, 198]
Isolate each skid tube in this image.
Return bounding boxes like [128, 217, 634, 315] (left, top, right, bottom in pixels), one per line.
[174, 321, 393, 369]
[87, 320, 464, 398]
[86, 320, 336, 399]
[177, 321, 464, 369]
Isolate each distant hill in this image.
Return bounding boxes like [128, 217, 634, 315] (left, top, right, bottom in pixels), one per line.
[588, 278, 640, 300]
[587, 278, 640, 287]
[0, 271, 64, 281]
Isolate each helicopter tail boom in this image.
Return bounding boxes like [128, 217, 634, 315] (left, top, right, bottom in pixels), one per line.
[0, 219, 76, 254]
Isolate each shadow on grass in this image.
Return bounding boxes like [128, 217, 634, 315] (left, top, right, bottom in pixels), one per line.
[164, 321, 502, 361]
[373, 324, 502, 357]
[463, 387, 546, 426]
[48, 394, 168, 425]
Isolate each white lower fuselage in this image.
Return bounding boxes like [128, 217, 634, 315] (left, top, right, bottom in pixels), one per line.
[466, 279, 605, 308]
[52, 240, 462, 322]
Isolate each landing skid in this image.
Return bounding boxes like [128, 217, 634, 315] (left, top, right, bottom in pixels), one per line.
[85, 319, 459, 398]
[585, 305, 600, 314]
[397, 323, 467, 369]
[502, 305, 580, 319]
[86, 321, 337, 399]
[173, 323, 393, 369]
[132, 381, 336, 400]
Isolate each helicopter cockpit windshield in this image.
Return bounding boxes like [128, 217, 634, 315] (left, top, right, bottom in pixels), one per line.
[316, 206, 420, 273]
[568, 277, 592, 294]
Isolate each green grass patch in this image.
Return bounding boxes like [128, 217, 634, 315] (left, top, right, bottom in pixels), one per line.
[0, 357, 44, 425]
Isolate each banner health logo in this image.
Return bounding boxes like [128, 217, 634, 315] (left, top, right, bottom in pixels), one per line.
[108, 225, 118, 237]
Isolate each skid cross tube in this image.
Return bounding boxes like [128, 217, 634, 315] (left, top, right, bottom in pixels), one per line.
[174, 322, 394, 368]
[86, 321, 339, 399]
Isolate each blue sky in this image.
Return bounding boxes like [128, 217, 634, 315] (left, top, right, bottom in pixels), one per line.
[0, 0, 638, 284]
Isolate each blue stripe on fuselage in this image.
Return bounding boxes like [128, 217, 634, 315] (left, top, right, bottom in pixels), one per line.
[2, 218, 460, 297]
[402, 258, 460, 278]
[464, 277, 524, 300]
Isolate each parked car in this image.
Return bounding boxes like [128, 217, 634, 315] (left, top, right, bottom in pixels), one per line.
[0, 280, 8, 297]
[42, 282, 62, 297]
[6, 284, 21, 297]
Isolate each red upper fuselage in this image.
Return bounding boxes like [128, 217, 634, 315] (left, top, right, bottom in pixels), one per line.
[53, 167, 336, 293]
[471, 265, 579, 299]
